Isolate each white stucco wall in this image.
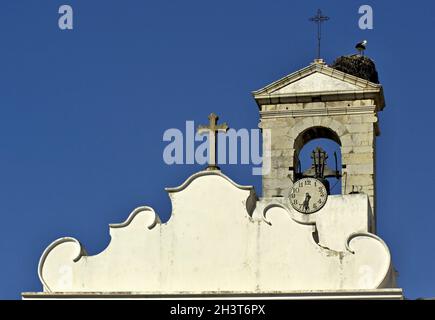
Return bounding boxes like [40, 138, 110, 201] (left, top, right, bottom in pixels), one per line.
[36, 170, 396, 294]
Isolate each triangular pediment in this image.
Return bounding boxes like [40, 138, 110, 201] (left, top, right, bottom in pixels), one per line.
[253, 62, 382, 100]
[272, 72, 362, 94]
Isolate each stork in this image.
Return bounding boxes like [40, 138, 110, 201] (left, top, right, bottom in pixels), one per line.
[355, 40, 367, 55]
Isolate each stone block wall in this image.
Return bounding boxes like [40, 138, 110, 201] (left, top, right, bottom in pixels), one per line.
[259, 100, 378, 232]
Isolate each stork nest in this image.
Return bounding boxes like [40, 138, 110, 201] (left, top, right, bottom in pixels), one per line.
[331, 55, 379, 84]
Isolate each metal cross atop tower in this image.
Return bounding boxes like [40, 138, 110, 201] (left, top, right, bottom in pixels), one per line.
[309, 9, 330, 60]
[197, 113, 228, 170]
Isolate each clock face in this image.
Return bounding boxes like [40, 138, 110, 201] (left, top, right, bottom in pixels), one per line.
[289, 178, 328, 214]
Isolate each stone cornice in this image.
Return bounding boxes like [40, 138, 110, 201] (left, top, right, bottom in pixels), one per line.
[254, 89, 384, 109]
[260, 105, 376, 119]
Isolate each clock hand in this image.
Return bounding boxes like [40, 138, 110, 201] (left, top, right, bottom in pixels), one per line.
[303, 192, 311, 212]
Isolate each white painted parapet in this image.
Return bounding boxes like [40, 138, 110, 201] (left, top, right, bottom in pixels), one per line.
[35, 170, 397, 294]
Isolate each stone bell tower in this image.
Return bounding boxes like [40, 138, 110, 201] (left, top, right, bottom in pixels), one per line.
[253, 58, 385, 232]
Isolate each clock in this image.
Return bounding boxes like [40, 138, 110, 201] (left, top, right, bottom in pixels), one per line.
[289, 177, 328, 214]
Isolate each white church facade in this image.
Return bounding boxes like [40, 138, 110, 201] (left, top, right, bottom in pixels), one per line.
[22, 58, 404, 300]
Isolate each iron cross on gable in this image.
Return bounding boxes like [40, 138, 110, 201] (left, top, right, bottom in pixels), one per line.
[309, 9, 330, 60]
[197, 113, 228, 170]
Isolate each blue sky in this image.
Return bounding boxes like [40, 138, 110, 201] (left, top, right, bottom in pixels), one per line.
[0, 0, 434, 299]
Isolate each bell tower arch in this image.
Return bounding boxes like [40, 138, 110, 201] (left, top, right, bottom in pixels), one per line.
[253, 60, 385, 232]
